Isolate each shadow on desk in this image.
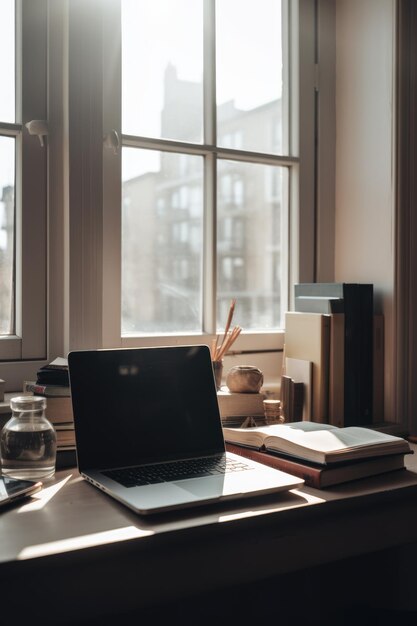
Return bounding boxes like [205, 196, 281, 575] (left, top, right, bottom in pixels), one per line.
[71, 548, 417, 626]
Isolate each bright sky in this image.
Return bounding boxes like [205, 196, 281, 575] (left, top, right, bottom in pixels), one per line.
[122, 0, 282, 179]
[122, 0, 282, 130]
[0, 0, 15, 195]
[0, 0, 283, 188]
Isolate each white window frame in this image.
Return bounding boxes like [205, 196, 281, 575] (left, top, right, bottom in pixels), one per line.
[66, 0, 316, 382]
[0, 0, 48, 388]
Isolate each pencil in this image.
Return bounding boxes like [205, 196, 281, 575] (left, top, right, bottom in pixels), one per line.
[217, 299, 236, 357]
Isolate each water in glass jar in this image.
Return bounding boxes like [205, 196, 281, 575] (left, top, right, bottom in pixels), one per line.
[1, 423, 56, 480]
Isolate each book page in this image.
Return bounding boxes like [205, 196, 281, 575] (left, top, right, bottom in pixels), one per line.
[222, 421, 337, 448]
[224, 422, 410, 463]
[47, 357, 69, 369]
[264, 425, 410, 458]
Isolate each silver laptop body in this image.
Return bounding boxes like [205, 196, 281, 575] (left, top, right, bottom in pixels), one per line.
[68, 345, 303, 515]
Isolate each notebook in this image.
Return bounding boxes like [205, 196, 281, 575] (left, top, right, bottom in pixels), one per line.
[68, 345, 303, 515]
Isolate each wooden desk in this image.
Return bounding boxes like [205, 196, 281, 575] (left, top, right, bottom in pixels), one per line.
[2, 447, 417, 624]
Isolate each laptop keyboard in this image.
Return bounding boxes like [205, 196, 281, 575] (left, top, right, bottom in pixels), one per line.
[102, 456, 252, 488]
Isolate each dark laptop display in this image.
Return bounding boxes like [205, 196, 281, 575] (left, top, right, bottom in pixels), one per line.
[69, 345, 225, 472]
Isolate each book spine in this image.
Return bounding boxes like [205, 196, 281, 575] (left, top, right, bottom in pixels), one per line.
[295, 296, 344, 314]
[226, 442, 322, 488]
[217, 392, 265, 418]
[23, 381, 70, 397]
[295, 283, 344, 298]
[373, 314, 384, 422]
[342, 284, 373, 425]
[56, 448, 77, 469]
[328, 313, 345, 427]
[280, 376, 304, 422]
[24, 382, 48, 395]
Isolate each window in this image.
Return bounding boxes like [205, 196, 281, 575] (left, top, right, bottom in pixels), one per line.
[0, 2, 17, 341]
[0, 0, 314, 389]
[0, 0, 47, 366]
[67, 0, 315, 372]
[113, 0, 299, 351]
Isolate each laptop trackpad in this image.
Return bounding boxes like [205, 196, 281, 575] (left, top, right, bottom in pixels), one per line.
[175, 476, 225, 498]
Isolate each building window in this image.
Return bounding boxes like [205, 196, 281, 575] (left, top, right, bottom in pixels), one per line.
[116, 0, 298, 345]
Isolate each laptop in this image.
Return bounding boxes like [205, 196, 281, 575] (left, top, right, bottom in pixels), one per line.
[68, 345, 304, 515]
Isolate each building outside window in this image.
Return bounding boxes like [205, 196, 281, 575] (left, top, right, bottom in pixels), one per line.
[119, 0, 297, 345]
[0, 0, 313, 388]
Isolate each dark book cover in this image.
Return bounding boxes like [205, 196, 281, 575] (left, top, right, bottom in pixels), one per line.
[56, 448, 77, 469]
[36, 367, 70, 387]
[294, 283, 373, 426]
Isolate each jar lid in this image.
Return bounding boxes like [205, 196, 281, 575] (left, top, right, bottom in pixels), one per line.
[10, 395, 47, 411]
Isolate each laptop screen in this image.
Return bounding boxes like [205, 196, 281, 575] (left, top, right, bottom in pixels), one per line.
[68, 345, 225, 471]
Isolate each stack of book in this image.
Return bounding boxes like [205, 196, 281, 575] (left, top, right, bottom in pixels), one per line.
[284, 282, 384, 428]
[223, 421, 412, 489]
[217, 387, 267, 427]
[23, 357, 76, 466]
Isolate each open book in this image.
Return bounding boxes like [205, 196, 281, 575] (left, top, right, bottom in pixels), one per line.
[222, 421, 411, 465]
[225, 442, 408, 488]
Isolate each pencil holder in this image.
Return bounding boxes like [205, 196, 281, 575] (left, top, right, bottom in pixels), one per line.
[212, 360, 223, 390]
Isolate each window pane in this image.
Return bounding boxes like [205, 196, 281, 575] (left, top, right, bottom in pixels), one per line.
[0, 137, 15, 335]
[122, 148, 204, 334]
[0, 0, 15, 123]
[217, 159, 287, 331]
[216, 0, 285, 155]
[122, 0, 204, 142]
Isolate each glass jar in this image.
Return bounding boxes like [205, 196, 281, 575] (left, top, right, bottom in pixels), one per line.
[0, 395, 57, 481]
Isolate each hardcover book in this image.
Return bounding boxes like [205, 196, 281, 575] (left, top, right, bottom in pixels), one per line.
[217, 388, 265, 418]
[24, 381, 71, 397]
[44, 397, 74, 424]
[225, 442, 408, 489]
[373, 314, 384, 421]
[222, 421, 411, 465]
[56, 447, 77, 469]
[280, 375, 304, 422]
[284, 312, 330, 423]
[328, 313, 345, 428]
[22, 389, 74, 425]
[294, 283, 374, 426]
[55, 428, 76, 448]
[284, 357, 312, 421]
[36, 357, 69, 387]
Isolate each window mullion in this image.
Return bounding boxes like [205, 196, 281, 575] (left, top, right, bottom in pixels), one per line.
[203, 0, 216, 147]
[203, 153, 217, 335]
[202, 0, 217, 335]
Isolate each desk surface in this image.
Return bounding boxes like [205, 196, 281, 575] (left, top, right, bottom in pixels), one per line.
[2, 445, 417, 622]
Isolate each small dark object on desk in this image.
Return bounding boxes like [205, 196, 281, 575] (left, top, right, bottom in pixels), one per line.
[56, 448, 77, 469]
[0, 475, 42, 508]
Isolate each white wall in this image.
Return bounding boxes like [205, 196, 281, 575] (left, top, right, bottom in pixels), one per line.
[335, 0, 396, 420]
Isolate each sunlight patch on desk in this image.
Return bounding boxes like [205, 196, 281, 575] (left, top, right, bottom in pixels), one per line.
[68, 474, 85, 484]
[217, 490, 325, 522]
[292, 489, 325, 504]
[17, 475, 73, 513]
[17, 525, 154, 560]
